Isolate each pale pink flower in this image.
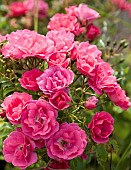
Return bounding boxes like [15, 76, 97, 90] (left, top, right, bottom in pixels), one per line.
[47, 13, 85, 35]
[76, 42, 102, 76]
[37, 66, 74, 95]
[24, 0, 49, 18]
[107, 84, 131, 110]
[19, 68, 43, 91]
[46, 30, 75, 54]
[2, 29, 54, 60]
[88, 111, 114, 144]
[1, 92, 32, 125]
[49, 90, 71, 110]
[8, 2, 27, 17]
[46, 123, 87, 160]
[111, 0, 128, 10]
[3, 128, 37, 169]
[85, 96, 98, 110]
[88, 61, 117, 95]
[21, 99, 59, 140]
[75, 4, 100, 21]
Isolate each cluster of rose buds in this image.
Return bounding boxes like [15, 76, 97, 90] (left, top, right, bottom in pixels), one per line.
[0, 3, 130, 170]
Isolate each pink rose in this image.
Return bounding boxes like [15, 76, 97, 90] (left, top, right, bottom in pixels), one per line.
[3, 128, 37, 169]
[46, 30, 75, 54]
[76, 42, 102, 76]
[24, 0, 48, 18]
[88, 111, 114, 144]
[1, 92, 32, 125]
[48, 52, 70, 68]
[107, 84, 131, 110]
[88, 61, 117, 95]
[111, 0, 128, 11]
[69, 42, 79, 60]
[2, 29, 54, 60]
[21, 99, 59, 140]
[19, 68, 43, 91]
[85, 96, 98, 110]
[46, 123, 87, 160]
[49, 90, 71, 110]
[76, 4, 100, 21]
[47, 160, 70, 169]
[86, 24, 101, 40]
[37, 66, 74, 95]
[65, 5, 77, 16]
[47, 13, 85, 36]
[8, 2, 27, 17]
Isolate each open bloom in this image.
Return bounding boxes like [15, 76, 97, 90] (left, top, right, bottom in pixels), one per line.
[88, 111, 114, 144]
[49, 90, 71, 110]
[8, 2, 27, 17]
[48, 13, 84, 35]
[1, 92, 32, 125]
[2, 29, 54, 60]
[107, 84, 131, 110]
[37, 66, 74, 95]
[46, 123, 87, 160]
[19, 68, 43, 91]
[3, 129, 37, 169]
[21, 99, 59, 140]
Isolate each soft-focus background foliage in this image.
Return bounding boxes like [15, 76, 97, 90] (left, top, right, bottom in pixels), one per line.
[0, 0, 131, 169]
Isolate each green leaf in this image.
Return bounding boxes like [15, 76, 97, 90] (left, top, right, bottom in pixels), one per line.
[109, 139, 119, 153]
[3, 87, 15, 97]
[0, 118, 13, 138]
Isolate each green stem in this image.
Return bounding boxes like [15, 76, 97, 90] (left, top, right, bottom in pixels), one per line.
[34, 0, 38, 32]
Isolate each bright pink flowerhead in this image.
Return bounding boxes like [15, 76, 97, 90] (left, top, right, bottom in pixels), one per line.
[48, 52, 70, 68]
[76, 42, 102, 76]
[21, 99, 59, 140]
[49, 90, 71, 110]
[8, 2, 27, 17]
[85, 96, 98, 110]
[1, 92, 32, 125]
[46, 123, 87, 160]
[47, 160, 70, 169]
[111, 0, 128, 11]
[47, 13, 85, 36]
[37, 66, 74, 95]
[107, 84, 131, 110]
[76, 4, 100, 21]
[88, 61, 117, 95]
[88, 111, 114, 144]
[86, 24, 101, 40]
[65, 5, 77, 16]
[19, 68, 43, 91]
[24, 0, 48, 18]
[3, 128, 37, 169]
[2, 29, 54, 60]
[46, 30, 75, 54]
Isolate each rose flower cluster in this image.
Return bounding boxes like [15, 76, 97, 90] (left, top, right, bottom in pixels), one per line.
[0, 3, 130, 170]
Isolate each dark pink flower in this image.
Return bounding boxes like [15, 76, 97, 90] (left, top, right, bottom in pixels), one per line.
[111, 0, 128, 11]
[8, 2, 27, 17]
[46, 30, 75, 54]
[107, 84, 131, 110]
[24, 0, 49, 18]
[37, 66, 74, 95]
[88, 61, 117, 94]
[47, 13, 85, 36]
[49, 90, 71, 110]
[1, 92, 32, 125]
[3, 129, 37, 169]
[46, 123, 87, 160]
[19, 68, 43, 91]
[2, 29, 54, 60]
[48, 160, 70, 169]
[86, 24, 101, 40]
[34, 139, 45, 149]
[85, 96, 98, 110]
[21, 99, 59, 140]
[80, 153, 88, 160]
[88, 111, 114, 144]
[76, 42, 102, 76]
